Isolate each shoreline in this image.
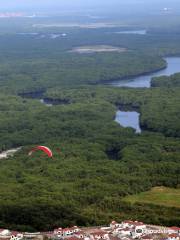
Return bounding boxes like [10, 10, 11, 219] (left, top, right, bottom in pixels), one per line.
[17, 62, 168, 100]
[98, 64, 167, 86]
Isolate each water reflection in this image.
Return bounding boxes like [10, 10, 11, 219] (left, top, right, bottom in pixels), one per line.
[109, 57, 180, 88]
[115, 110, 141, 133]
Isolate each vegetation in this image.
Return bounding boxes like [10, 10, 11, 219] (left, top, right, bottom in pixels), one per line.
[0, 17, 179, 231]
[151, 72, 180, 87]
[0, 85, 179, 230]
[0, 50, 166, 93]
[123, 186, 180, 208]
[46, 86, 180, 137]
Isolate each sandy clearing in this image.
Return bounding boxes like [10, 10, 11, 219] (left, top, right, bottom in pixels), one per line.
[69, 45, 127, 54]
[0, 147, 21, 159]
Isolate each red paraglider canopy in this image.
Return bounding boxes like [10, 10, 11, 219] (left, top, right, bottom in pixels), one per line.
[28, 146, 53, 158]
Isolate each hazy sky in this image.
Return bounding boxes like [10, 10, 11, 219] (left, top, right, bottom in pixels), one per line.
[1, 0, 180, 12]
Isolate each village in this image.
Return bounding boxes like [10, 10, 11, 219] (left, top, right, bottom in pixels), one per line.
[0, 220, 179, 240]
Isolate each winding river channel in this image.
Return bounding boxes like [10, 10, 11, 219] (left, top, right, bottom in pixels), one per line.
[19, 57, 180, 134]
[110, 57, 180, 88]
[113, 57, 180, 132]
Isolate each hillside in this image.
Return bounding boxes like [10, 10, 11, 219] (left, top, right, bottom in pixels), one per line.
[123, 187, 180, 208]
[0, 85, 180, 230]
[0, 18, 179, 231]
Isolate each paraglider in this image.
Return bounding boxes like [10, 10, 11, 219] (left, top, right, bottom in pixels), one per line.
[28, 146, 53, 158]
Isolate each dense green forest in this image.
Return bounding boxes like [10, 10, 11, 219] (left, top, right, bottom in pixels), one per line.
[0, 51, 166, 93]
[0, 17, 179, 231]
[0, 85, 179, 230]
[46, 86, 180, 137]
[1, 17, 180, 93]
[152, 72, 180, 87]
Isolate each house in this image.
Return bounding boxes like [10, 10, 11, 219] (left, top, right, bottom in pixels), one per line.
[121, 220, 145, 228]
[121, 221, 134, 229]
[64, 237, 79, 240]
[54, 228, 63, 236]
[118, 228, 132, 237]
[117, 221, 146, 238]
[23, 232, 42, 239]
[63, 228, 74, 236]
[133, 221, 146, 236]
[112, 227, 123, 235]
[108, 236, 120, 240]
[71, 226, 81, 233]
[169, 227, 180, 234]
[90, 231, 109, 240]
[0, 230, 11, 237]
[110, 221, 121, 229]
[10, 232, 23, 240]
[54, 226, 81, 237]
[167, 233, 179, 240]
[75, 231, 87, 239]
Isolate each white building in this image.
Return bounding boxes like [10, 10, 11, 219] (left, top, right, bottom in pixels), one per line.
[167, 233, 180, 240]
[10, 233, 23, 240]
[0, 229, 11, 236]
[110, 221, 121, 230]
[90, 231, 109, 240]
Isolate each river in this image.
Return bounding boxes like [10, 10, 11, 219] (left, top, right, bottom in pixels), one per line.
[19, 57, 180, 133]
[113, 56, 180, 132]
[109, 57, 180, 88]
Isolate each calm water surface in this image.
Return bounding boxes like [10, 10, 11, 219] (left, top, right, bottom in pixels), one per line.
[19, 56, 180, 133]
[110, 57, 180, 88]
[113, 57, 180, 131]
[115, 110, 141, 133]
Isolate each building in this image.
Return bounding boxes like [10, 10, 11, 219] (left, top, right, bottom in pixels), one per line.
[90, 231, 109, 240]
[110, 221, 121, 230]
[167, 234, 179, 240]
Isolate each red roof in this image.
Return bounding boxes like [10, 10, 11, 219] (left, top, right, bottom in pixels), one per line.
[63, 228, 72, 232]
[62, 226, 80, 232]
[11, 231, 19, 236]
[54, 229, 63, 234]
[108, 236, 120, 240]
[141, 235, 153, 240]
[64, 237, 79, 240]
[71, 226, 80, 230]
[133, 222, 145, 226]
[170, 227, 180, 231]
[168, 233, 179, 238]
[90, 231, 107, 236]
[75, 231, 85, 235]
[122, 220, 144, 227]
[111, 221, 117, 225]
[123, 220, 134, 224]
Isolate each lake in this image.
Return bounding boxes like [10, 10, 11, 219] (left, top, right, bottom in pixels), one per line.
[115, 110, 141, 133]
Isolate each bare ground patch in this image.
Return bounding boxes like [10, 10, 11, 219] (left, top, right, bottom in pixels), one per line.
[69, 45, 127, 54]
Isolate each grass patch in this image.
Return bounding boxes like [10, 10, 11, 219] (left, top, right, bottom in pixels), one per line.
[123, 186, 180, 208]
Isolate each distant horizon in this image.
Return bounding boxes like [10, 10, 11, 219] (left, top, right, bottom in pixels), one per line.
[1, 0, 180, 14]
